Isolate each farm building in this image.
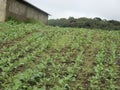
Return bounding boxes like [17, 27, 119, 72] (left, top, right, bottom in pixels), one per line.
[0, 0, 49, 24]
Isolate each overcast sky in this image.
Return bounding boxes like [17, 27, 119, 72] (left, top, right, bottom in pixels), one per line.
[26, 0, 120, 21]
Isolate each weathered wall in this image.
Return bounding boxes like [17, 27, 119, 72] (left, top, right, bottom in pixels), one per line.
[6, 0, 48, 24]
[6, 0, 27, 21]
[26, 6, 48, 24]
[0, 0, 7, 22]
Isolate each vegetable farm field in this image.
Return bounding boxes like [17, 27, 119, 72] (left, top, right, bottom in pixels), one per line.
[0, 21, 120, 90]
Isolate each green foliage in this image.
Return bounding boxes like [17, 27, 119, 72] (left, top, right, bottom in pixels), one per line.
[6, 16, 45, 27]
[7, 16, 21, 24]
[48, 17, 120, 30]
[0, 21, 120, 89]
[25, 18, 45, 27]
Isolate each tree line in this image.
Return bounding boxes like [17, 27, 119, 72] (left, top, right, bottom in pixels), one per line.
[48, 17, 120, 30]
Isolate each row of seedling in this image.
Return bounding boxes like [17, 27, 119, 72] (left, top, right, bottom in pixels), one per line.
[90, 41, 118, 89]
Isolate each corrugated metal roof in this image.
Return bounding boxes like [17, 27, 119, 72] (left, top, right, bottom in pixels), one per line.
[17, 0, 50, 15]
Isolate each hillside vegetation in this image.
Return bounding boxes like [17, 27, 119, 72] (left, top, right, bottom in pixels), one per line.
[48, 17, 120, 30]
[0, 20, 120, 90]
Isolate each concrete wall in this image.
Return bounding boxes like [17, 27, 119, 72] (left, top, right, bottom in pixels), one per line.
[0, 0, 7, 22]
[6, 0, 27, 21]
[26, 6, 48, 24]
[6, 0, 48, 24]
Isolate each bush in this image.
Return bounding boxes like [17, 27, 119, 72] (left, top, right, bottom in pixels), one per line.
[25, 19, 45, 27]
[48, 17, 120, 30]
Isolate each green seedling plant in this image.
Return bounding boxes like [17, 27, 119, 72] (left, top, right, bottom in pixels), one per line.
[0, 20, 120, 90]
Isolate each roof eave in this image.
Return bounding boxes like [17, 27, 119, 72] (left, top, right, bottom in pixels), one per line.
[17, 0, 50, 15]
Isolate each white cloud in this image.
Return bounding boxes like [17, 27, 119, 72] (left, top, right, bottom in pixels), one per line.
[26, 0, 120, 21]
